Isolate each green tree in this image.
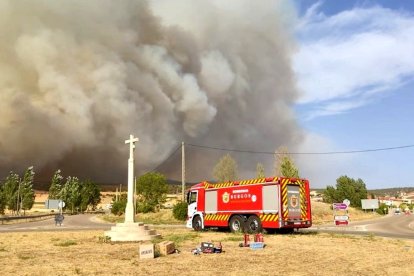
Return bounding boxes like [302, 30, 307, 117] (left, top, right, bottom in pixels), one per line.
[48, 169, 63, 199]
[213, 154, 238, 182]
[323, 175, 368, 208]
[136, 172, 168, 213]
[80, 179, 101, 211]
[3, 172, 20, 214]
[399, 203, 408, 212]
[275, 146, 299, 178]
[20, 166, 35, 215]
[60, 176, 81, 213]
[256, 163, 265, 178]
[0, 182, 6, 214]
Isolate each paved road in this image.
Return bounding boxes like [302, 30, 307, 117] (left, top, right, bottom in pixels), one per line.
[1, 213, 413, 240]
[0, 214, 115, 233]
[306, 213, 414, 240]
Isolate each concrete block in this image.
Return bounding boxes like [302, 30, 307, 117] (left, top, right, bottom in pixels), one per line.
[139, 243, 155, 259]
[158, 241, 175, 255]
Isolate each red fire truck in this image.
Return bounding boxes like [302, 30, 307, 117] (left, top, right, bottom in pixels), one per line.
[186, 177, 312, 233]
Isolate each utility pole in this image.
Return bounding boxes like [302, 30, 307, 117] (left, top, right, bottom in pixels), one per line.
[182, 141, 186, 201]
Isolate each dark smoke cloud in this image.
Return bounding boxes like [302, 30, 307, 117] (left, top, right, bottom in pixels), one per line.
[0, 0, 303, 183]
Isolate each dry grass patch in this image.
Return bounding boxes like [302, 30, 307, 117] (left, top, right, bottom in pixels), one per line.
[312, 201, 381, 224]
[100, 208, 183, 225]
[0, 229, 413, 275]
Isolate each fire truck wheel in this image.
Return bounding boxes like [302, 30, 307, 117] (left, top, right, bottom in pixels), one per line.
[192, 216, 203, 231]
[229, 215, 245, 232]
[246, 215, 262, 234]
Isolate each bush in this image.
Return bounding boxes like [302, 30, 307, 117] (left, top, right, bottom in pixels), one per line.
[172, 201, 188, 221]
[111, 200, 126, 216]
[136, 202, 154, 213]
[376, 203, 388, 215]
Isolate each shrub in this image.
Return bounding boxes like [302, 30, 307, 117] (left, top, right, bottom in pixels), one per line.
[136, 202, 154, 213]
[172, 201, 188, 221]
[111, 200, 126, 215]
[376, 203, 388, 215]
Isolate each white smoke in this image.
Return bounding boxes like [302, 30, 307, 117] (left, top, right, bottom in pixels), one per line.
[0, 0, 302, 183]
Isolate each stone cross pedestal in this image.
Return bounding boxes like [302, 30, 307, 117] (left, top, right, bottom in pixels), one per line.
[105, 134, 159, 242]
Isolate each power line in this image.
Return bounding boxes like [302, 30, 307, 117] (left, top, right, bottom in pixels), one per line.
[146, 142, 414, 175]
[186, 143, 414, 155]
[149, 144, 182, 172]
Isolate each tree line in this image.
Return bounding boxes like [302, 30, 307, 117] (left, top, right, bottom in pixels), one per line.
[0, 167, 35, 215]
[48, 170, 101, 213]
[0, 167, 101, 215]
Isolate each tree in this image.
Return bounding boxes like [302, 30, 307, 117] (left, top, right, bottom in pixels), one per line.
[275, 146, 299, 178]
[0, 182, 6, 215]
[213, 154, 238, 182]
[323, 175, 368, 208]
[60, 176, 81, 213]
[2, 172, 20, 214]
[20, 166, 35, 215]
[80, 179, 101, 211]
[48, 169, 63, 199]
[256, 163, 265, 178]
[136, 172, 168, 213]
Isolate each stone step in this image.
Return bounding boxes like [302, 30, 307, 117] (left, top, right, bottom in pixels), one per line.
[105, 222, 160, 242]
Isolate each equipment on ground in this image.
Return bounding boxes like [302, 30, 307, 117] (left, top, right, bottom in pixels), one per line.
[186, 177, 312, 233]
[239, 233, 264, 247]
[192, 242, 223, 255]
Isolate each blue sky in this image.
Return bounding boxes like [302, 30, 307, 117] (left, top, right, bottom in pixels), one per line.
[291, 1, 414, 189]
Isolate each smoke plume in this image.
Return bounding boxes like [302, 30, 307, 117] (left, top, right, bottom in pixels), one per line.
[0, 0, 303, 184]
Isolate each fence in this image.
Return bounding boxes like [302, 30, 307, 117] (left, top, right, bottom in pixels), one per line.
[0, 213, 56, 225]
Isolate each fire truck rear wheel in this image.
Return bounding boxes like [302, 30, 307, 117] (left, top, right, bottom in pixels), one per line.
[246, 215, 262, 234]
[192, 216, 203, 231]
[229, 215, 245, 232]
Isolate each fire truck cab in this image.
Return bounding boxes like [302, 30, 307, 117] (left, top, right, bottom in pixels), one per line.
[186, 177, 312, 233]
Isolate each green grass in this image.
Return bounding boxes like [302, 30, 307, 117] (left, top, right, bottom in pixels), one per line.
[364, 233, 377, 241]
[223, 236, 244, 242]
[100, 209, 183, 225]
[162, 233, 200, 246]
[54, 240, 78, 247]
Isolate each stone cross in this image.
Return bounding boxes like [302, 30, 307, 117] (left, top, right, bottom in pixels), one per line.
[124, 134, 139, 223]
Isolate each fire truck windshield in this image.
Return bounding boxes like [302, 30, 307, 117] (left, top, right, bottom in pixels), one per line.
[188, 191, 197, 204]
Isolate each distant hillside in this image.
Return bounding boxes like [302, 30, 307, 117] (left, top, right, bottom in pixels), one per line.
[309, 187, 414, 198]
[368, 187, 414, 197]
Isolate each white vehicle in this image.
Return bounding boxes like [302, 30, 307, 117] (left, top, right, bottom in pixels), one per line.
[394, 208, 401, 215]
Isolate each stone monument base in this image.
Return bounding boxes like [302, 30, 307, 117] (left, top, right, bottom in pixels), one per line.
[105, 222, 160, 242]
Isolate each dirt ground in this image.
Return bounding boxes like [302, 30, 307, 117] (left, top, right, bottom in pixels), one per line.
[0, 228, 413, 276]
